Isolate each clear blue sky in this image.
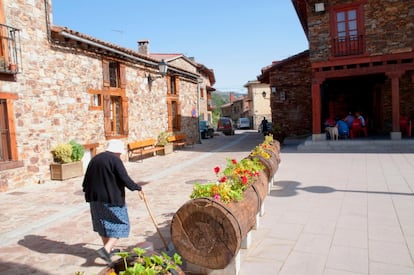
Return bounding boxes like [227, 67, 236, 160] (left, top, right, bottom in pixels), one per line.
[52, 1, 308, 93]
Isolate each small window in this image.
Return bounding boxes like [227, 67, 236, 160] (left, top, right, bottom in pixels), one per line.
[88, 89, 103, 110]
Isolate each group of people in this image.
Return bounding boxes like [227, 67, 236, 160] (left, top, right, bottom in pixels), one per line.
[324, 111, 366, 139]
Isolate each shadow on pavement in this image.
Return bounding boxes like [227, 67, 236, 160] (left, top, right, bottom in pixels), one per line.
[270, 180, 414, 197]
[0, 260, 53, 275]
[18, 235, 101, 267]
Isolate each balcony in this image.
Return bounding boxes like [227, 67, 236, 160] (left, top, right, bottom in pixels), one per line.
[332, 34, 365, 57]
[0, 23, 21, 74]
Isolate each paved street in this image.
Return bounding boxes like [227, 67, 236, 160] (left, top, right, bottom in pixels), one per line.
[0, 131, 414, 274]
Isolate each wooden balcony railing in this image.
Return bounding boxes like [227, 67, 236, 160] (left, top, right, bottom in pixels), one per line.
[332, 34, 365, 57]
[0, 23, 21, 74]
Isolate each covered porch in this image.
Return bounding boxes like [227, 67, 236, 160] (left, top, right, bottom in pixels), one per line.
[311, 51, 414, 141]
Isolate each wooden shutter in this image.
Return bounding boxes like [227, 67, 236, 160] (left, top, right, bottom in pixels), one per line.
[119, 63, 126, 89]
[102, 60, 110, 87]
[175, 77, 180, 94]
[177, 101, 182, 130]
[122, 97, 129, 135]
[103, 95, 111, 136]
[166, 76, 171, 94]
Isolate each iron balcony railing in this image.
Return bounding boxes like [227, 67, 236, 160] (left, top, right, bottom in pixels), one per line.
[0, 23, 21, 74]
[332, 34, 365, 57]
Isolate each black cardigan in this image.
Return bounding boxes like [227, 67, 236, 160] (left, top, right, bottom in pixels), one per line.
[82, 151, 142, 206]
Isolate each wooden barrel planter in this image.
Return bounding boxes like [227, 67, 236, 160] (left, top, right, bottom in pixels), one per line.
[170, 176, 268, 270]
[170, 141, 281, 270]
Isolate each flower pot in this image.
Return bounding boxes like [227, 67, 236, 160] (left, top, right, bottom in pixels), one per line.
[50, 161, 83, 180]
[170, 139, 281, 270]
[170, 171, 271, 270]
[158, 143, 173, 155]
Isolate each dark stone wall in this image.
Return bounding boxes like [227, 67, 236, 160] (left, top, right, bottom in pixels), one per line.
[307, 0, 414, 62]
[269, 52, 312, 136]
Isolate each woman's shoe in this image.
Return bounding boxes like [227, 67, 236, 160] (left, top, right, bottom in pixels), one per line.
[110, 248, 121, 256]
[96, 247, 112, 264]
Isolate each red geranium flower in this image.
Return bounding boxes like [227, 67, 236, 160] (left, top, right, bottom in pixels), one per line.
[220, 176, 227, 183]
[214, 166, 220, 174]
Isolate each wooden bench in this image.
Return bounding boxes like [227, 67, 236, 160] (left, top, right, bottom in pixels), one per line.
[167, 133, 193, 149]
[127, 138, 164, 162]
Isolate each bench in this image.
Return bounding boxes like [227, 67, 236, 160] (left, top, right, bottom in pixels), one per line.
[127, 138, 164, 162]
[167, 133, 193, 149]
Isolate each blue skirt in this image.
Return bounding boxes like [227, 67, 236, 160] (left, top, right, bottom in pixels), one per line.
[90, 201, 130, 238]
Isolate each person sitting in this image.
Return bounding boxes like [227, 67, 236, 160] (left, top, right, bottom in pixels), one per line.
[336, 119, 349, 138]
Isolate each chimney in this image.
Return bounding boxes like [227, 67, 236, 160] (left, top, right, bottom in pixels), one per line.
[138, 40, 149, 55]
[229, 92, 235, 103]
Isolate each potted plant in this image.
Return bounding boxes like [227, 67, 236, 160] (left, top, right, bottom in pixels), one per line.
[272, 123, 286, 145]
[50, 140, 85, 180]
[156, 131, 173, 155]
[99, 247, 184, 275]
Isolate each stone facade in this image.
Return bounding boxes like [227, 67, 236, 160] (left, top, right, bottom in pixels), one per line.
[0, 0, 214, 191]
[244, 80, 271, 130]
[269, 51, 312, 136]
[307, 0, 414, 62]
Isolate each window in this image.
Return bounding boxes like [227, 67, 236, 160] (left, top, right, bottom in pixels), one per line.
[88, 89, 103, 110]
[167, 75, 181, 131]
[168, 76, 179, 95]
[331, 4, 364, 56]
[0, 93, 21, 169]
[103, 94, 129, 137]
[102, 59, 128, 137]
[103, 59, 126, 89]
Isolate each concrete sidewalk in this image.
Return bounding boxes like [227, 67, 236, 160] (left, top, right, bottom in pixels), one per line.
[0, 132, 414, 274]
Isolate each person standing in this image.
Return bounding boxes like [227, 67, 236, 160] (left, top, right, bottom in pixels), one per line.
[261, 117, 269, 135]
[355, 111, 366, 127]
[82, 139, 144, 264]
[344, 112, 354, 129]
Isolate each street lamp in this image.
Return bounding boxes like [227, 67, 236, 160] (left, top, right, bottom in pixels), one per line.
[147, 59, 168, 85]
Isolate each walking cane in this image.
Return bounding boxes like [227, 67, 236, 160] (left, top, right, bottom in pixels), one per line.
[139, 191, 169, 250]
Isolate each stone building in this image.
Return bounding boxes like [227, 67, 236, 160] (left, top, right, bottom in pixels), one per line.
[0, 0, 215, 191]
[244, 80, 271, 130]
[260, 0, 414, 140]
[219, 92, 250, 127]
[259, 51, 311, 136]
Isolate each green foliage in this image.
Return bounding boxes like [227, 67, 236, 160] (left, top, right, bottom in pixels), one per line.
[51, 143, 73, 164]
[116, 248, 182, 275]
[70, 140, 85, 161]
[156, 131, 172, 146]
[191, 156, 265, 204]
[51, 140, 84, 164]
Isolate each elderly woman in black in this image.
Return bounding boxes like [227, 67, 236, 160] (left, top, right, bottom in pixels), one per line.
[82, 139, 144, 264]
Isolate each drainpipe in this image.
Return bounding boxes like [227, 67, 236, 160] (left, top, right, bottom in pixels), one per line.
[197, 78, 202, 144]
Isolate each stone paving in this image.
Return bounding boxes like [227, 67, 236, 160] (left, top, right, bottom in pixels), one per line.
[0, 131, 414, 274]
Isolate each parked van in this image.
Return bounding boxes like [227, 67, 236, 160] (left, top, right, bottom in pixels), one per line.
[237, 118, 250, 129]
[217, 117, 235, 135]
